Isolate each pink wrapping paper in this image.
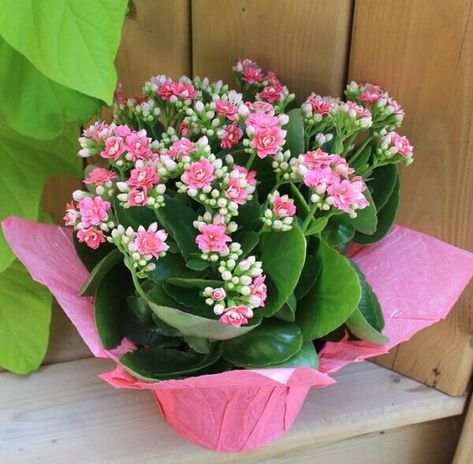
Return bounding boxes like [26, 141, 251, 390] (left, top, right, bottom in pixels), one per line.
[3, 217, 473, 452]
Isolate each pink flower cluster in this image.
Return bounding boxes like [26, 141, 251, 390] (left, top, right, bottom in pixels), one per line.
[245, 112, 287, 159]
[196, 224, 232, 254]
[379, 131, 414, 163]
[234, 59, 265, 84]
[156, 79, 198, 103]
[301, 149, 369, 214]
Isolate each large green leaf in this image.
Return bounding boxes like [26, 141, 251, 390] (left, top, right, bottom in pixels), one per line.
[120, 343, 223, 381]
[343, 189, 377, 235]
[354, 175, 400, 245]
[166, 278, 224, 289]
[149, 253, 187, 284]
[156, 197, 199, 259]
[94, 263, 133, 350]
[0, 0, 127, 104]
[222, 319, 303, 367]
[0, 38, 100, 139]
[369, 164, 398, 211]
[296, 239, 361, 340]
[321, 216, 355, 247]
[260, 228, 307, 316]
[145, 284, 261, 340]
[0, 259, 52, 374]
[346, 309, 389, 345]
[270, 341, 319, 368]
[294, 254, 320, 300]
[0, 121, 82, 272]
[80, 248, 123, 296]
[284, 108, 305, 156]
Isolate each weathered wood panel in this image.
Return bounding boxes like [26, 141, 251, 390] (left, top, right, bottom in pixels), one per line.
[349, 0, 473, 396]
[192, 0, 353, 98]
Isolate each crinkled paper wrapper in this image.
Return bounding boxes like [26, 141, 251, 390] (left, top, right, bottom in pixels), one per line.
[3, 217, 473, 452]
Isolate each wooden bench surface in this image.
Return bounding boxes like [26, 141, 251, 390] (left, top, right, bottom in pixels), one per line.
[0, 359, 465, 463]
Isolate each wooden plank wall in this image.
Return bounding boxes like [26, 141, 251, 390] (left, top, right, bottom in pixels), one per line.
[349, 0, 473, 396]
[39, 0, 473, 397]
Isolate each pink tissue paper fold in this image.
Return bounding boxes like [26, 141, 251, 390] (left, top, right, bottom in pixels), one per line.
[3, 217, 473, 452]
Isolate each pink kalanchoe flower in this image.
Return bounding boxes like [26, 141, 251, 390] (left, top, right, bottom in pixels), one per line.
[128, 188, 148, 207]
[84, 168, 117, 186]
[246, 112, 279, 129]
[251, 126, 286, 159]
[327, 177, 368, 213]
[257, 72, 285, 103]
[240, 60, 265, 84]
[359, 83, 383, 104]
[128, 167, 159, 190]
[303, 167, 335, 191]
[272, 194, 296, 218]
[195, 224, 232, 253]
[100, 136, 125, 160]
[386, 98, 405, 118]
[305, 94, 332, 116]
[83, 121, 112, 141]
[114, 124, 132, 137]
[78, 196, 111, 228]
[167, 138, 195, 160]
[211, 288, 226, 301]
[172, 82, 198, 100]
[215, 99, 238, 120]
[225, 177, 249, 205]
[157, 80, 176, 101]
[303, 149, 334, 170]
[178, 122, 192, 138]
[220, 123, 243, 149]
[345, 101, 372, 120]
[182, 159, 216, 189]
[63, 202, 79, 226]
[219, 305, 253, 327]
[233, 165, 257, 186]
[125, 131, 151, 160]
[134, 229, 168, 258]
[246, 101, 275, 115]
[384, 132, 413, 158]
[77, 227, 106, 250]
[250, 275, 267, 307]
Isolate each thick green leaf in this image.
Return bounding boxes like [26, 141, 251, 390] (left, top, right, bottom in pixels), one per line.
[296, 239, 361, 340]
[120, 344, 223, 381]
[166, 278, 223, 289]
[368, 164, 398, 211]
[346, 309, 389, 345]
[260, 228, 307, 316]
[113, 198, 156, 230]
[184, 336, 212, 354]
[354, 175, 400, 244]
[233, 230, 259, 256]
[185, 258, 210, 271]
[149, 253, 187, 284]
[94, 263, 133, 349]
[304, 216, 329, 236]
[270, 341, 319, 368]
[127, 296, 153, 325]
[274, 303, 296, 322]
[321, 217, 355, 247]
[350, 143, 372, 172]
[0, 0, 127, 104]
[0, 121, 82, 272]
[351, 262, 385, 332]
[156, 197, 199, 259]
[0, 38, 100, 139]
[222, 319, 303, 367]
[145, 284, 261, 340]
[0, 260, 51, 374]
[294, 254, 320, 300]
[80, 248, 123, 296]
[163, 284, 211, 313]
[236, 198, 262, 231]
[284, 108, 305, 156]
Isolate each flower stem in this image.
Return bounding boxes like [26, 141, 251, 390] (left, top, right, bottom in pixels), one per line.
[301, 202, 318, 233]
[245, 152, 256, 170]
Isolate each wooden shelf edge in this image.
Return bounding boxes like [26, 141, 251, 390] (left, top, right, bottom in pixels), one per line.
[0, 358, 466, 463]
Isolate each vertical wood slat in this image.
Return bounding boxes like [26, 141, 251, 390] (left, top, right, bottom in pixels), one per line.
[349, 0, 473, 395]
[115, 0, 191, 94]
[39, 0, 192, 365]
[454, 394, 473, 463]
[192, 0, 353, 98]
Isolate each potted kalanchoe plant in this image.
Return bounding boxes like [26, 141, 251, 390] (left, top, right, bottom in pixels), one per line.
[6, 59, 472, 452]
[64, 59, 412, 377]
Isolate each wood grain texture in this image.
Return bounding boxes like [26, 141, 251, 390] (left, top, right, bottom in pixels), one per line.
[454, 394, 473, 463]
[115, 0, 191, 95]
[349, 0, 473, 395]
[192, 0, 353, 98]
[0, 360, 465, 463]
